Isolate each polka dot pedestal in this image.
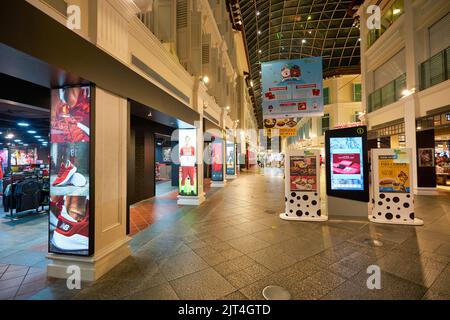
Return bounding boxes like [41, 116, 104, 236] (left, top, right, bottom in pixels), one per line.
[280, 191, 327, 222]
[370, 192, 423, 226]
[369, 148, 423, 226]
[279, 149, 327, 222]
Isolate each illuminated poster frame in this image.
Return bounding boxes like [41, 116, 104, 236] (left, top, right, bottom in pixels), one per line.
[211, 136, 224, 181]
[49, 85, 95, 257]
[226, 142, 236, 176]
[178, 128, 198, 196]
[325, 126, 369, 202]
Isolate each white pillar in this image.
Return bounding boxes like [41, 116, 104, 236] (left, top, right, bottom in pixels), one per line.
[47, 87, 131, 282]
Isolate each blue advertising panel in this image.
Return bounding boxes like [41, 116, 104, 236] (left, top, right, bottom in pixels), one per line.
[261, 57, 323, 119]
[226, 142, 236, 175]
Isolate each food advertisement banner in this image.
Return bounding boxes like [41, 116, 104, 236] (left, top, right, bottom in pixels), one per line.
[49, 86, 92, 256]
[378, 153, 410, 193]
[263, 118, 298, 137]
[179, 129, 198, 196]
[261, 57, 323, 119]
[290, 154, 317, 192]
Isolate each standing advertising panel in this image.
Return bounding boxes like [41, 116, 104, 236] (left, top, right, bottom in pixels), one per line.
[370, 148, 423, 225]
[261, 57, 324, 119]
[178, 129, 198, 196]
[212, 137, 224, 181]
[226, 142, 236, 176]
[280, 149, 326, 221]
[325, 126, 369, 203]
[49, 86, 94, 256]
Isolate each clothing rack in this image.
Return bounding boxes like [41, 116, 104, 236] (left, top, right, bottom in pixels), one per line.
[2, 171, 50, 218]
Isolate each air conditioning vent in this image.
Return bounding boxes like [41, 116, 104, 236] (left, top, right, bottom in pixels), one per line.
[176, 0, 188, 29]
[202, 44, 210, 64]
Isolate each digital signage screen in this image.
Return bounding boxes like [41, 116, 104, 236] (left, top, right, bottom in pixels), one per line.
[10, 148, 37, 166]
[226, 142, 235, 175]
[49, 86, 93, 256]
[329, 137, 364, 191]
[325, 126, 369, 202]
[178, 129, 198, 196]
[212, 138, 224, 181]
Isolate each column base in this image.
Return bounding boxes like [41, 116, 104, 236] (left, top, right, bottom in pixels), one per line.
[414, 187, 439, 196]
[211, 180, 226, 188]
[369, 216, 424, 226]
[279, 213, 328, 222]
[177, 193, 205, 205]
[47, 236, 131, 282]
[226, 175, 237, 180]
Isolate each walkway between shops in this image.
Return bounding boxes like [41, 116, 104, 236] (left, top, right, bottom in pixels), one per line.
[25, 171, 450, 300]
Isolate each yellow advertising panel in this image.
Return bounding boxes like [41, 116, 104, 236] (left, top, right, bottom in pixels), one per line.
[378, 154, 410, 193]
[264, 128, 297, 137]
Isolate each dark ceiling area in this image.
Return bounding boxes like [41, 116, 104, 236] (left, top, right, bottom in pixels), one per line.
[228, 0, 363, 126]
[0, 101, 50, 148]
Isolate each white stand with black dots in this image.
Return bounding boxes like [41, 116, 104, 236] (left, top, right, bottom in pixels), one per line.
[280, 149, 327, 222]
[370, 148, 423, 226]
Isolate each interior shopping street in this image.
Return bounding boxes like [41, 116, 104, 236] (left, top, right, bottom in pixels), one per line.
[1, 170, 444, 301]
[2, 0, 450, 306]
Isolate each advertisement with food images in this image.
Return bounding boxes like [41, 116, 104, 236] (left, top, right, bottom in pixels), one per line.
[378, 155, 410, 193]
[261, 57, 323, 119]
[50, 86, 92, 256]
[290, 155, 317, 192]
[264, 118, 298, 137]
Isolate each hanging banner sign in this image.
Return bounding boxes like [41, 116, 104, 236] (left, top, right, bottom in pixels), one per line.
[263, 118, 298, 136]
[261, 57, 323, 119]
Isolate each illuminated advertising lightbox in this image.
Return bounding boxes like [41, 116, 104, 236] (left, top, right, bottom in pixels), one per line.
[212, 138, 224, 181]
[325, 126, 369, 202]
[290, 154, 317, 192]
[49, 86, 93, 256]
[226, 142, 236, 175]
[179, 129, 198, 196]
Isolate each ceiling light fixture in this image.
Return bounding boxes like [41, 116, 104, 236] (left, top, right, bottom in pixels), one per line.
[393, 8, 401, 15]
[17, 122, 29, 127]
[202, 75, 210, 84]
[256, 11, 260, 16]
[27, 130, 37, 134]
[6, 133, 14, 139]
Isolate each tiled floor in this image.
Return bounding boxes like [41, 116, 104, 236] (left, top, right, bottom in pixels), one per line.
[2, 169, 450, 300]
[26, 170, 449, 300]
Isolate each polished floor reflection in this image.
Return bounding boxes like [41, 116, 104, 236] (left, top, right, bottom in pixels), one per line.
[5, 170, 450, 300]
